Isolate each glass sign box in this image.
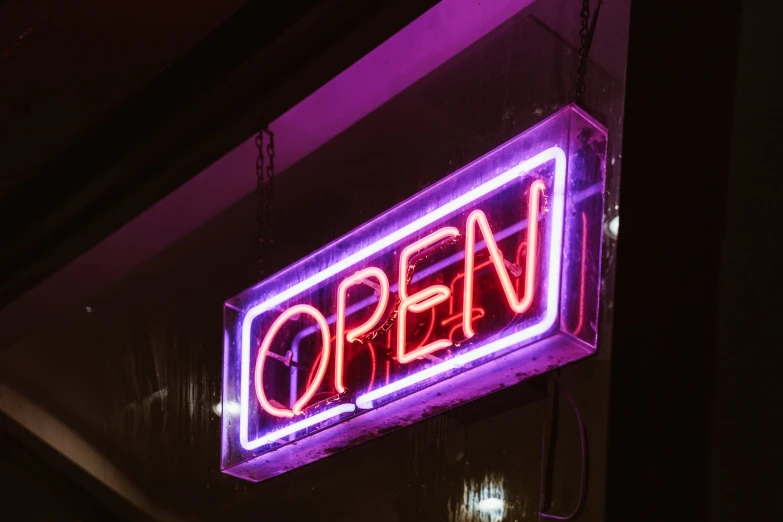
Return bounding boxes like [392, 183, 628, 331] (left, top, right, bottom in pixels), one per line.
[222, 105, 607, 482]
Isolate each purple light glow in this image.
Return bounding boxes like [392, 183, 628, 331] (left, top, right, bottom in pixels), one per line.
[223, 105, 607, 481]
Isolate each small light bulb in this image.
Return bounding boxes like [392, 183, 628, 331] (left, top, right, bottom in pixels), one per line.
[607, 215, 619, 238]
[213, 401, 241, 417]
[477, 498, 504, 511]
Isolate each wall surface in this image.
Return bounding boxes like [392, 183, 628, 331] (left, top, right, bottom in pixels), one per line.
[0, 419, 125, 522]
[0, 1, 630, 520]
[711, 0, 783, 520]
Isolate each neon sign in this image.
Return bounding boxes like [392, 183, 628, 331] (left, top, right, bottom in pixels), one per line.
[222, 105, 607, 481]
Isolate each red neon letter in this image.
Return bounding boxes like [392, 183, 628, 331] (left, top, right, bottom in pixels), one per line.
[335, 267, 390, 393]
[567, 211, 589, 336]
[254, 304, 331, 418]
[397, 227, 459, 364]
[463, 180, 546, 338]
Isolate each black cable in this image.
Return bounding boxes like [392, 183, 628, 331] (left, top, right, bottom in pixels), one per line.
[538, 378, 588, 520]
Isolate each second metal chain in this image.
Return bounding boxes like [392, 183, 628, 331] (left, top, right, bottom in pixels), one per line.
[575, 0, 603, 108]
[256, 127, 276, 278]
[575, 0, 590, 106]
[265, 128, 275, 273]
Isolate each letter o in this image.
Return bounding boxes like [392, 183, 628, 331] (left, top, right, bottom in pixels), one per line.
[254, 304, 331, 418]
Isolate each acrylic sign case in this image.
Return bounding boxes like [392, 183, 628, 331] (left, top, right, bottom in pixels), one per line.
[222, 105, 607, 482]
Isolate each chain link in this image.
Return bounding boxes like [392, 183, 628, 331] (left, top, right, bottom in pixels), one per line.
[255, 131, 267, 277]
[575, 0, 590, 107]
[256, 128, 276, 278]
[265, 128, 275, 264]
[575, 0, 603, 109]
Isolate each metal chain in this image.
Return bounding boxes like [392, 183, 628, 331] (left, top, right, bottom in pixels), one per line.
[256, 127, 276, 278]
[265, 128, 275, 272]
[255, 131, 267, 277]
[575, 0, 604, 109]
[575, 0, 590, 107]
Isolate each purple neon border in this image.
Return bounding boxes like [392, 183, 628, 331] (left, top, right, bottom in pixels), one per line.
[237, 146, 566, 451]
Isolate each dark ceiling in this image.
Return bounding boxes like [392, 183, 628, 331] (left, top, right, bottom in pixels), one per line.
[0, 0, 248, 197]
[0, 0, 435, 310]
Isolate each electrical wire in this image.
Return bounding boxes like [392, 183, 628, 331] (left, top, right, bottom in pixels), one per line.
[538, 377, 588, 520]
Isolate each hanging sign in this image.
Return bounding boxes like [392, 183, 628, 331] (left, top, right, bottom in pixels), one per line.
[222, 105, 607, 482]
